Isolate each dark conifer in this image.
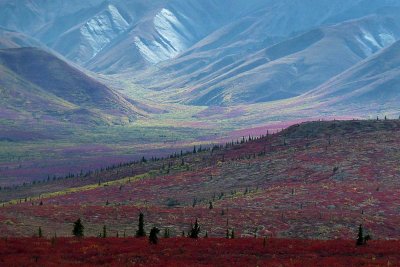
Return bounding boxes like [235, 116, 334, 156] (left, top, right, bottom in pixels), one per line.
[72, 218, 84, 237]
[356, 224, 364, 246]
[102, 225, 107, 238]
[135, 213, 146, 237]
[189, 219, 200, 238]
[149, 227, 160, 244]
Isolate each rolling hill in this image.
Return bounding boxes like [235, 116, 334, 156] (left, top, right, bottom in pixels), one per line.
[1, 120, 400, 240]
[0, 27, 43, 49]
[304, 39, 400, 109]
[0, 47, 144, 125]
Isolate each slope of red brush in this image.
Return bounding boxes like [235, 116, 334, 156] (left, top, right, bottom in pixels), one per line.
[1, 120, 400, 240]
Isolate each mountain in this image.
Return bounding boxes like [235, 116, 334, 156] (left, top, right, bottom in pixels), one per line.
[134, 14, 400, 106]
[305, 39, 400, 109]
[1, 1, 400, 107]
[0, 27, 43, 49]
[0, 0, 398, 70]
[0, 47, 143, 125]
[82, 0, 398, 73]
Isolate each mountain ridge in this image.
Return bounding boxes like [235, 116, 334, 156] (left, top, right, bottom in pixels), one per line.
[0, 47, 145, 125]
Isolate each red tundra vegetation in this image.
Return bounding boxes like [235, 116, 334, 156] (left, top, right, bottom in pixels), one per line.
[1, 237, 400, 266]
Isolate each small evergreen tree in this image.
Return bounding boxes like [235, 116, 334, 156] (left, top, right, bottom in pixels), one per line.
[149, 227, 160, 244]
[356, 224, 364, 246]
[163, 228, 170, 238]
[135, 213, 146, 237]
[209, 201, 213, 209]
[38, 226, 43, 238]
[102, 225, 107, 238]
[189, 219, 200, 238]
[72, 218, 84, 237]
[231, 228, 235, 239]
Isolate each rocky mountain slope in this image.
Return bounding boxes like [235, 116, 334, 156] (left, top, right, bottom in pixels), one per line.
[137, 14, 400, 105]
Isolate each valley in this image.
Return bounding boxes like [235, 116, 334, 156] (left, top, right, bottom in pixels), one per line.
[0, 1, 400, 265]
[1, 0, 400, 187]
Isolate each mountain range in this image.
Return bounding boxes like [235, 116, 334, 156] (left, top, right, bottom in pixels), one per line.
[1, 0, 400, 108]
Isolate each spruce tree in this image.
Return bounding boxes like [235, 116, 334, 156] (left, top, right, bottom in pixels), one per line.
[135, 213, 146, 237]
[102, 225, 107, 238]
[72, 218, 84, 237]
[38, 226, 43, 238]
[356, 224, 364, 246]
[149, 227, 160, 244]
[189, 219, 200, 238]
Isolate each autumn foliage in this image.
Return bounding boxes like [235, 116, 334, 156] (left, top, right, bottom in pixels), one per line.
[1, 237, 399, 266]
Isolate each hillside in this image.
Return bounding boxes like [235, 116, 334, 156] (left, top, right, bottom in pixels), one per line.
[0, 27, 43, 49]
[304, 39, 400, 109]
[0, 47, 144, 124]
[1, 120, 400, 240]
